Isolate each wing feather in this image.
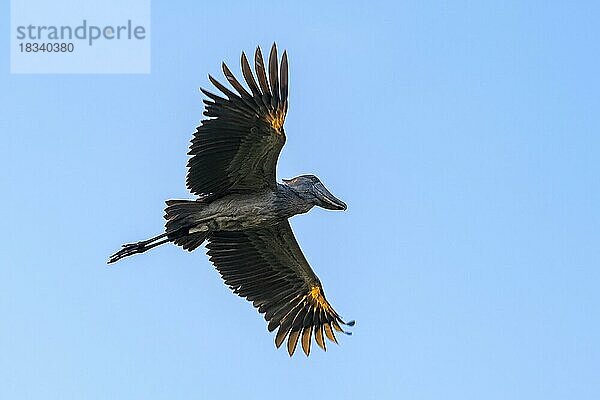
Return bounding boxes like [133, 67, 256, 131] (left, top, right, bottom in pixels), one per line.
[222, 62, 252, 99]
[324, 323, 337, 344]
[301, 324, 313, 356]
[268, 44, 280, 110]
[280, 51, 289, 114]
[315, 323, 326, 351]
[254, 46, 271, 102]
[241, 52, 262, 97]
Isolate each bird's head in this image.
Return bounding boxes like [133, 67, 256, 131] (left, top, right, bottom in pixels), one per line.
[283, 175, 347, 211]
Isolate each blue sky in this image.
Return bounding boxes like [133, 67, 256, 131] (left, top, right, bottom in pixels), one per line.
[1, 1, 599, 399]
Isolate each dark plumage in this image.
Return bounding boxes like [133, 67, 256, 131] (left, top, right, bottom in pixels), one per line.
[108, 44, 353, 356]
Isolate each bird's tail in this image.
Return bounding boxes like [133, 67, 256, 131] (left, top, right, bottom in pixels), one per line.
[107, 199, 210, 264]
[164, 199, 210, 251]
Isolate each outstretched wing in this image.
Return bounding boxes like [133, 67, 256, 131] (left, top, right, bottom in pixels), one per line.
[206, 221, 353, 356]
[187, 44, 289, 197]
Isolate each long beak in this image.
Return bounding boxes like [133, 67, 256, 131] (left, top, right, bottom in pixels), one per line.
[315, 184, 347, 211]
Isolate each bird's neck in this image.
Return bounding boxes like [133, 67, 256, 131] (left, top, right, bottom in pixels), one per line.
[275, 184, 314, 218]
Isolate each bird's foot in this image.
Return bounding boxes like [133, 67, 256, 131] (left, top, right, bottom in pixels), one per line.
[107, 241, 148, 264]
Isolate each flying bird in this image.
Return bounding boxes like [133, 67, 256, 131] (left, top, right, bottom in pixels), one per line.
[108, 43, 353, 356]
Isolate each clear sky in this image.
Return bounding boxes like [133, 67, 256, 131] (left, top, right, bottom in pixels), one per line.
[1, 1, 599, 399]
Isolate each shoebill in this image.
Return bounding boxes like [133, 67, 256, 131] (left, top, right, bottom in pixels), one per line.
[108, 44, 353, 356]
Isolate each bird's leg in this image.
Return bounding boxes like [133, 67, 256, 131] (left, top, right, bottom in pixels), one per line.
[108, 233, 170, 264]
